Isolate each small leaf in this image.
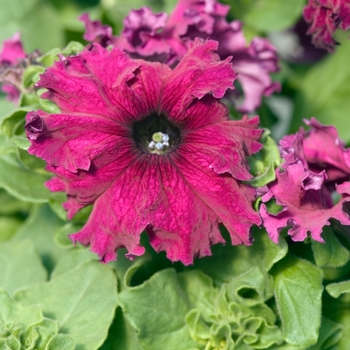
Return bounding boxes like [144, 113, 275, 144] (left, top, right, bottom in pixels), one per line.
[0, 153, 52, 203]
[1, 108, 29, 138]
[0, 240, 47, 295]
[15, 261, 118, 350]
[22, 65, 45, 89]
[326, 280, 350, 299]
[246, 129, 281, 187]
[0, 216, 22, 242]
[13, 204, 69, 273]
[50, 248, 97, 279]
[308, 317, 343, 350]
[272, 255, 323, 348]
[311, 226, 350, 268]
[46, 334, 75, 350]
[192, 227, 288, 283]
[119, 269, 197, 350]
[0, 289, 43, 335]
[99, 307, 145, 350]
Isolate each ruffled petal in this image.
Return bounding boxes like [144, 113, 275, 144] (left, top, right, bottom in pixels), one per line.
[25, 110, 131, 173]
[37, 45, 140, 121]
[184, 115, 262, 180]
[45, 146, 138, 219]
[260, 161, 350, 243]
[303, 0, 350, 51]
[174, 144, 261, 247]
[160, 39, 236, 119]
[79, 13, 114, 46]
[231, 37, 280, 113]
[303, 117, 350, 182]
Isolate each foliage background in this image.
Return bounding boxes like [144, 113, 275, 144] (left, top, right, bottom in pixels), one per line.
[1, 0, 350, 349]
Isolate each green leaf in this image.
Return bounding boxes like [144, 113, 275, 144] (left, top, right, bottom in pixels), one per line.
[192, 227, 288, 283]
[228, 0, 305, 32]
[311, 226, 350, 268]
[272, 255, 323, 348]
[0, 153, 53, 203]
[22, 65, 46, 89]
[13, 204, 69, 273]
[118, 268, 197, 350]
[50, 248, 97, 279]
[308, 317, 343, 350]
[246, 129, 281, 188]
[177, 270, 215, 316]
[291, 33, 350, 142]
[54, 222, 82, 249]
[0, 97, 15, 121]
[326, 280, 350, 299]
[99, 307, 145, 350]
[15, 260, 118, 350]
[0, 239, 47, 295]
[0, 216, 22, 242]
[179, 269, 282, 349]
[0, 108, 29, 139]
[46, 334, 75, 350]
[0, 289, 43, 337]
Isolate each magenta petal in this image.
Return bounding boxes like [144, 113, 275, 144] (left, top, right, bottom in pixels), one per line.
[1, 83, 20, 103]
[0, 33, 26, 64]
[303, 117, 350, 182]
[174, 146, 261, 248]
[122, 7, 168, 51]
[161, 39, 236, 118]
[185, 115, 262, 180]
[79, 13, 113, 46]
[25, 110, 131, 173]
[260, 161, 350, 243]
[303, 0, 350, 51]
[232, 37, 280, 113]
[37, 45, 140, 121]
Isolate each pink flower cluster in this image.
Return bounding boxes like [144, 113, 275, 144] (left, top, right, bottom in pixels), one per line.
[80, 0, 280, 113]
[26, 40, 263, 265]
[260, 118, 350, 243]
[304, 0, 350, 51]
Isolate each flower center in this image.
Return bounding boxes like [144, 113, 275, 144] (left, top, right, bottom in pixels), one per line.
[132, 113, 181, 155]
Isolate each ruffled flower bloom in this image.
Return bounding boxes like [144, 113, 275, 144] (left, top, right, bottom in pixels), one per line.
[80, 0, 280, 113]
[0, 33, 26, 103]
[303, 0, 350, 51]
[79, 13, 114, 47]
[260, 118, 350, 244]
[25, 40, 262, 265]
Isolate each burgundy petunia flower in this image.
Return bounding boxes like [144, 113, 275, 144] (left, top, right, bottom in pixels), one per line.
[25, 40, 263, 265]
[303, 0, 350, 51]
[0, 33, 26, 103]
[81, 0, 280, 113]
[260, 118, 350, 243]
[79, 13, 114, 47]
[166, 0, 280, 113]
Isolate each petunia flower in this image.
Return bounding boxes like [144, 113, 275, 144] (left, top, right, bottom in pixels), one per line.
[79, 13, 114, 47]
[165, 0, 280, 113]
[25, 40, 263, 265]
[303, 0, 350, 51]
[81, 0, 280, 113]
[0, 33, 26, 103]
[260, 118, 350, 243]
